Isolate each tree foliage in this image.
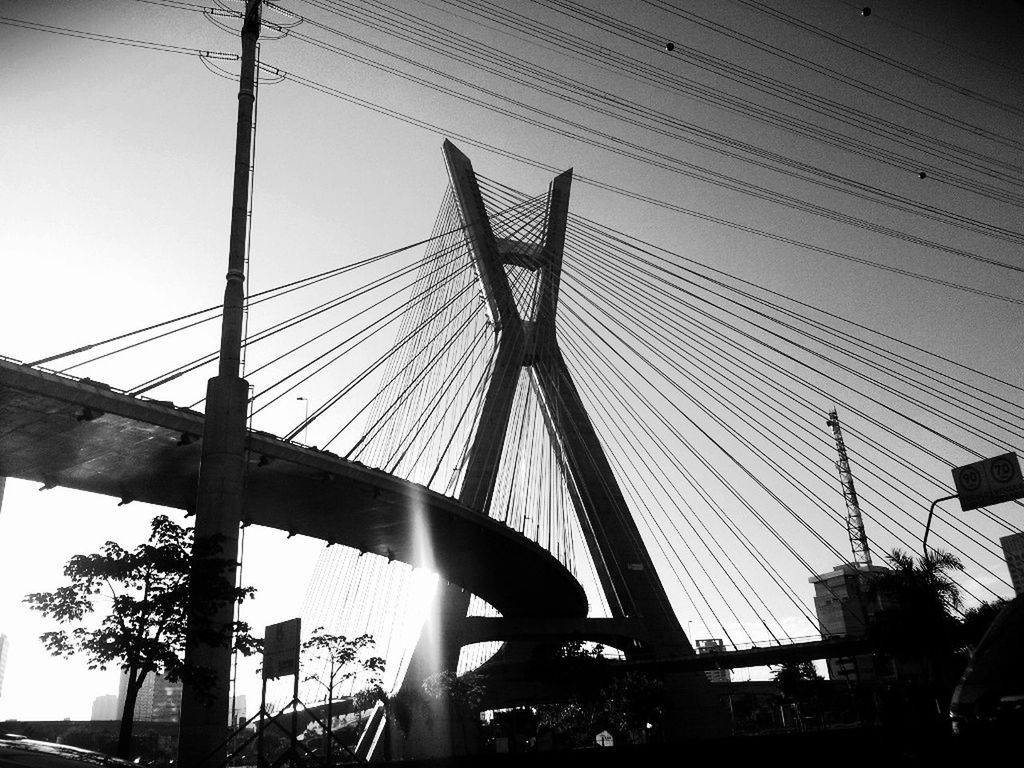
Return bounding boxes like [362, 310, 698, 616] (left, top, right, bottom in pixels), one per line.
[863, 547, 970, 693]
[24, 515, 259, 758]
[772, 661, 823, 701]
[534, 643, 666, 747]
[296, 628, 385, 763]
[422, 670, 486, 712]
[866, 548, 964, 661]
[958, 599, 1007, 650]
[301, 628, 385, 701]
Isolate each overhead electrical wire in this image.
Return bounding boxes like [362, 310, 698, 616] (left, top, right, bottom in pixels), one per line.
[271, 5, 1024, 274]
[430, 0, 1024, 186]
[0, 15, 238, 59]
[727, 0, 1024, 119]
[257, 64, 1022, 307]
[539, 0, 1024, 151]
[290, 0, 1024, 233]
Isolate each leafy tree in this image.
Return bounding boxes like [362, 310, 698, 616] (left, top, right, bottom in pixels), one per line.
[598, 672, 666, 743]
[534, 643, 665, 747]
[958, 598, 1007, 651]
[866, 548, 965, 686]
[772, 661, 826, 728]
[772, 661, 823, 701]
[300, 628, 384, 763]
[24, 515, 259, 759]
[422, 670, 486, 754]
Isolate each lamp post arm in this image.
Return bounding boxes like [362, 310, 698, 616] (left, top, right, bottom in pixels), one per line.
[923, 493, 958, 558]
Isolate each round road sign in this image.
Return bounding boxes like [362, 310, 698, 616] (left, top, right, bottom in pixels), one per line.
[958, 466, 982, 491]
[990, 456, 1017, 485]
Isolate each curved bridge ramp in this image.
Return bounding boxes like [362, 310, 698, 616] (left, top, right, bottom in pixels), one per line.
[0, 357, 587, 620]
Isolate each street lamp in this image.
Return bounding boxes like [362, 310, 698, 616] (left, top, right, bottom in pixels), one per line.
[296, 397, 309, 444]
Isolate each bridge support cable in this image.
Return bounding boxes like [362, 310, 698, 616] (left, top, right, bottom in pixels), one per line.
[557, 320, 869, 637]
[551, 337, 780, 647]
[566, 229, 1024, 456]
[554, 314, 825, 635]
[570, 226, 1024, 438]
[556, 299, 887, 633]
[551, 311, 820, 632]
[559, 236, 1015, 600]
[243, 255, 461, 397]
[577, 288, 1008, 588]
[271, 18, 1024, 276]
[565, 249, 1019, 557]
[565, 248, 1023, 478]
[192, 257, 472, 414]
[561, 294, 850, 564]
[265, 277, 483, 440]
[569, 216, 1024, 435]
[364, 142, 728, 755]
[274, 178, 568, 727]
[143, 225, 484, 403]
[549, 219, 1017, 606]
[482, 177, 828, 642]
[559, 304, 1000, 617]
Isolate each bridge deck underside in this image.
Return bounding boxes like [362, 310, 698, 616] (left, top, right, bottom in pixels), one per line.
[0, 360, 586, 620]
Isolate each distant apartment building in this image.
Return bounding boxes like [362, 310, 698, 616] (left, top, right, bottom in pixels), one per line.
[694, 638, 732, 683]
[1000, 532, 1024, 596]
[91, 693, 119, 721]
[0, 633, 8, 700]
[117, 672, 182, 723]
[115, 673, 244, 725]
[809, 562, 895, 682]
[230, 695, 248, 728]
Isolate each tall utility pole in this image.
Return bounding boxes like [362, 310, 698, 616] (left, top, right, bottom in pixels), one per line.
[177, 2, 261, 766]
[826, 408, 873, 568]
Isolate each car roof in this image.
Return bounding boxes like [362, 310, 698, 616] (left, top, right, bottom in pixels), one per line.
[0, 736, 135, 768]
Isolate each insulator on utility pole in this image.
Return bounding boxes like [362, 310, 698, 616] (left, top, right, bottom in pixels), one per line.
[826, 408, 873, 568]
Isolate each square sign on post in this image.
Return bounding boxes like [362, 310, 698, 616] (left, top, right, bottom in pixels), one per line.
[952, 452, 1024, 512]
[263, 618, 301, 680]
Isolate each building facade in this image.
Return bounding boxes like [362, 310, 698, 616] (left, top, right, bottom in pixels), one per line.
[117, 672, 182, 723]
[1000, 532, 1024, 596]
[694, 638, 732, 683]
[809, 562, 894, 682]
[114, 673, 242, 725]
[91, 694, 119, 721]
[0, 633, 8, 700]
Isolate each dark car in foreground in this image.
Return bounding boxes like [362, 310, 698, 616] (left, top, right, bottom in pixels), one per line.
[0, 735, 136, 768]
[950, 594, 1024, 737]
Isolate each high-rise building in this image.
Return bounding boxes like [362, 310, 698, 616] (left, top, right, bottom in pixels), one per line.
[694, 638, 732, 683]
[1000, 532, 1024, 596]
[151, 677, 183, 722]
[91, 694, 119, 721]
[230, 695, 248, 729]
[0, 634, 9, 700]
[118, 672, 182, 722]
[115, 671, 244, 725]
[809, 562, 894, 681]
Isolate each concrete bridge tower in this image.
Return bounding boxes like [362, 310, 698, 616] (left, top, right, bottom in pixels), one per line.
[395, 141, 724, 757]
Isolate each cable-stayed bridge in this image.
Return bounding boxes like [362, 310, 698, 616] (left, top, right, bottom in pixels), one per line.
[2, 135, 1021, 759]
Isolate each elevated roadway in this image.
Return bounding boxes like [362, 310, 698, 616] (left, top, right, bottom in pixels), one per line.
[0, 357, 587, 620]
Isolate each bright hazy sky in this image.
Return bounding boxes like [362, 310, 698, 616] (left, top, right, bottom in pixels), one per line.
[1, 0, 1022, 721]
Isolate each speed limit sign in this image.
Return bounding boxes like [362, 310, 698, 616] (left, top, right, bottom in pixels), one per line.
[952, 452, 1023, 511]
